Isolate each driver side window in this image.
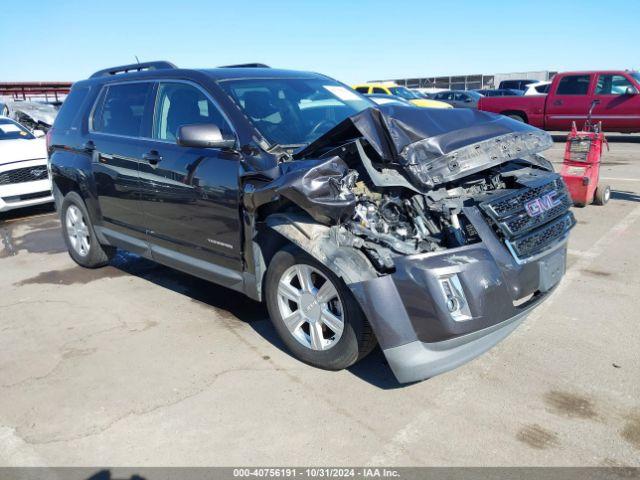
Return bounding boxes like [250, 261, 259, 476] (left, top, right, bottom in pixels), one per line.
[153, 82, 230, 141]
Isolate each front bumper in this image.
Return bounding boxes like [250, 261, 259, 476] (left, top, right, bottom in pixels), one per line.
[0, 159, 53, 212]
[349, 205, 568, 384]
[382, 296, 543, 383]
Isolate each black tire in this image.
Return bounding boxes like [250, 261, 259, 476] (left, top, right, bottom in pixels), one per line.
[265, 245, 376, 371]
[505, 113, 526, 123]
[60, 191, 114, 268]
[593, 184, 611, 205]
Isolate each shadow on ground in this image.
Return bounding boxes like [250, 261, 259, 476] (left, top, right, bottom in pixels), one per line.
[2, 204, 408, 389]
[612, 190, 640, 203]
[108, 251, 401, 389]
[0, 203, 55, 222]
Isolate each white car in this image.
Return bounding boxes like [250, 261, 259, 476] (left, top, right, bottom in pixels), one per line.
[524, 81, 551, 96]
[0, 117, 53, 213]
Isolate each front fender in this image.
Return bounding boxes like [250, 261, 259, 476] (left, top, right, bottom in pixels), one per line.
[265, 213, 378, 285]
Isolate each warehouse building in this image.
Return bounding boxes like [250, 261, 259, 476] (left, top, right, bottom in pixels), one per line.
[372, 70, 556, 91]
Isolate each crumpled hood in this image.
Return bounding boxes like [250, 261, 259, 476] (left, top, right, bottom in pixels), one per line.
[297, 105, 553, 189]
[7, 102, 58, 126]
[0, 138, 47, 166]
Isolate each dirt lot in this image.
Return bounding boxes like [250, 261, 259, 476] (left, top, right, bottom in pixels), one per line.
[1, 135, 639, 467]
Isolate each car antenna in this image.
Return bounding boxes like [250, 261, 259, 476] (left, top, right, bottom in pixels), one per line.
[135, 55, 140, 64]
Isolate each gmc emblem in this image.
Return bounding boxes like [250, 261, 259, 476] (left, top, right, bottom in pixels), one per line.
[525, 190, 561, 217]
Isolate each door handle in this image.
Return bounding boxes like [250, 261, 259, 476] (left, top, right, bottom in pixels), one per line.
[553, 100, 563, 106]
[143, 150, 162, 166]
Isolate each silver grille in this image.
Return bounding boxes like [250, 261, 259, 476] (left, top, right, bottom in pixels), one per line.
[480, 175, 575, 261]
[506, 213, 575, 259]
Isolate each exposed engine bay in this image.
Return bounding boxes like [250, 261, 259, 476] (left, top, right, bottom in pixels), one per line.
[314, 141, 560, 272]
[244, 105, 572, 274]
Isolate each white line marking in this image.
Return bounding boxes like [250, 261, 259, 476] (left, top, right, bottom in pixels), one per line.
[600, 177, 640, 182]
[528, 203, 640, 318]
[368, 203, 640, 465]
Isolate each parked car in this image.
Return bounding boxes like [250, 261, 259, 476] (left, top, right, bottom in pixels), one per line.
[479, 70, 640, 132]
[352, 83, 452, 109]
[364, 93, 414, 106]
[475, 89, 523, 97]
[524, 81, 552, 96]
[2, 101, 59, 132]
[49, 61, 574, 383]
[498, 79, 538, 91]
[0, 117, 53, 213]
[431, 90, 483, 108]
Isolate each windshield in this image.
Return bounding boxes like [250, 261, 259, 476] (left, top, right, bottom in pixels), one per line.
[218, 78, 373, 147]
[630, 72, 640, 86]
[388, 87, 420, 100]
[0, 119, 35, 140]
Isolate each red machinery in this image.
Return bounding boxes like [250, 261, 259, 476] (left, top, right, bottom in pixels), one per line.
[560, 100, 610, 206]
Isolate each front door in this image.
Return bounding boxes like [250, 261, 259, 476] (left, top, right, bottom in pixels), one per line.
[89, 81, 154, 251]
[545, 74, 594, 130]
[138, 81, 243, 281]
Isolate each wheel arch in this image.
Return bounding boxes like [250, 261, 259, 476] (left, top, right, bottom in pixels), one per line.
[500, 110, 529, 123]
[262, 212, 377, 284]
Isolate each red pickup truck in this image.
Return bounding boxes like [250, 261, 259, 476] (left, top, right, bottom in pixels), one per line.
[478, 70, 640, 132]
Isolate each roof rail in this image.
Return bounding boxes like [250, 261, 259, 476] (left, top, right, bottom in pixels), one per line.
[218, 63, 270, 68]
[90, 61, 177, 79]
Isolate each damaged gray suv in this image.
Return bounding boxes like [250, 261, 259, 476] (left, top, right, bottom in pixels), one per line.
[48, 61, 574, 383]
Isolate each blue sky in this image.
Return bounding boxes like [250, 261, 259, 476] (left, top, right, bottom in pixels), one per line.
[1, 0, 637, 84]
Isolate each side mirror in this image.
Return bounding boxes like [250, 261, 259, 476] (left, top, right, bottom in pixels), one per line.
[625, 86, 638, 95]
[33, 129, 45, 138]
[177, 124, 235, 149]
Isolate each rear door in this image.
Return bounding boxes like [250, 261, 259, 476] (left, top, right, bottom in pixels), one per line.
[545, 74, 594, 130]
[89, 81, 154, 251]
[137, 80, 243, 281]
[592, 73, 640, 131]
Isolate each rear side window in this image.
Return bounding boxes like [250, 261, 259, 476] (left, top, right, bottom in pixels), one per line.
[54, 86, 90, 131]
[372, 87, 386, 94]
[556, 75, 591, 95]
[92, 82, 152, 136]
[354, 87, 369, 94]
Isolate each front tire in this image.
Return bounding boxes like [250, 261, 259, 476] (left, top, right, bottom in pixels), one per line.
[60, 192, 114, 268]
[265, 245, 376, 370]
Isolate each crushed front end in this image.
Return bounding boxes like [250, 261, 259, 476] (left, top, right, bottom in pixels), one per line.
[244, 106, 575, 383]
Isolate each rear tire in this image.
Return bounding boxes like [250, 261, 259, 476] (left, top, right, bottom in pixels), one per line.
[265, 245, 376, 371]
[593, 184, 611, 205]
[505, 113, 526, 123]
[60, 192, 114, 268]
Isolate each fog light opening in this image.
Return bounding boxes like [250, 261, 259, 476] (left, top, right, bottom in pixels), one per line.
[439, 274, 472, 321]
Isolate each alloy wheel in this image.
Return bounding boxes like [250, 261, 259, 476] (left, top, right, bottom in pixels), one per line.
[65, 205, 91, 257]
[276, 264, 345, 351]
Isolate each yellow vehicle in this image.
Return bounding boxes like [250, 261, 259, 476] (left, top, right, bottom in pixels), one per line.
[352, 83, 452, 109]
